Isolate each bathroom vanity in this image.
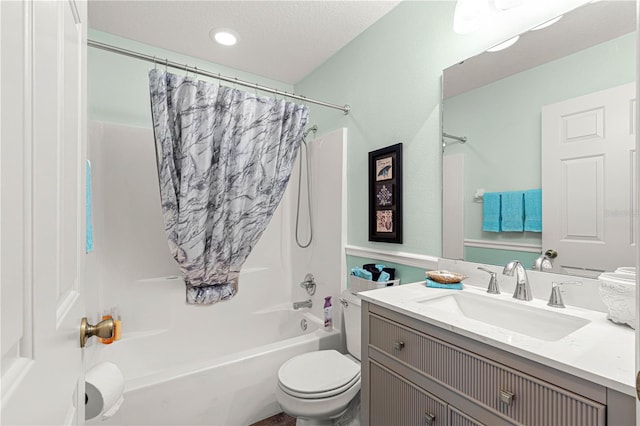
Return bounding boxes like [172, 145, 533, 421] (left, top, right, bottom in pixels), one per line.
[359, 284, 635, 426]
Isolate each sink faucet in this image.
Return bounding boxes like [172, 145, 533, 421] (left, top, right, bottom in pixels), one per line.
[293, 299, 312, 310]
[532, 249, 558, 272]
[547, 281, 582, 308]
[503, 260, 533, 301]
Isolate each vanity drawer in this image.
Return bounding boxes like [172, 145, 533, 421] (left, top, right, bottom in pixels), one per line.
[369, 359, 448, 426]
[368, 314, 606, 426]
[449, 406, 485, 426]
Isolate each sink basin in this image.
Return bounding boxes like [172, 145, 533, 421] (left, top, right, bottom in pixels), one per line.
[417, 292, 590, 341]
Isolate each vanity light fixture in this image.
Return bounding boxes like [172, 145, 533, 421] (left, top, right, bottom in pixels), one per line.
[486, 35, 520, 52]
[210, 28, 238, 46]
[531, 15, 563, 31]
[453, 0, 491, 34]
[493, 0, 523, 11]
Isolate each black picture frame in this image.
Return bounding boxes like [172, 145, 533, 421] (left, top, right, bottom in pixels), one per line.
[369, 143, 402, 243]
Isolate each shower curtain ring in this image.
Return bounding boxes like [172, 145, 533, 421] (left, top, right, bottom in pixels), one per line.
[165, 59, 168, 72]
[194, 66, 198, 80]
[153, 56, 157, 70]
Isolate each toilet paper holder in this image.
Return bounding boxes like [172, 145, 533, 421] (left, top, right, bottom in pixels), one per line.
[80, 317, 114, 348]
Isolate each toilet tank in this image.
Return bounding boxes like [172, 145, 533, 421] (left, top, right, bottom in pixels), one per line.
[341, 289, 362, 361]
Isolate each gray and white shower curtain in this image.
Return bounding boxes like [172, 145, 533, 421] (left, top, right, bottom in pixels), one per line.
[149, 69, 308, 305]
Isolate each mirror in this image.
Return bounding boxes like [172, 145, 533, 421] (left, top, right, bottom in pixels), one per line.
[442, 1, 636, 278]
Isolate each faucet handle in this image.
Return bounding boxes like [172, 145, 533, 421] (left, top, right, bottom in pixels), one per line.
[477, 267, 500, 294]
[547, 281, 582, 308]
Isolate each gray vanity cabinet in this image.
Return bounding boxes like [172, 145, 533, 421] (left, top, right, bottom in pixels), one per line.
[362, 301, 633, 426]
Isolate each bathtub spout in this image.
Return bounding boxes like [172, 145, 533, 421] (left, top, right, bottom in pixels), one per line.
[293, 299, 312, 310]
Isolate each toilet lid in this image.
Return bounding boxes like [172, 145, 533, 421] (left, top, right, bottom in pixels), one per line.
[278, 350, 360, 396]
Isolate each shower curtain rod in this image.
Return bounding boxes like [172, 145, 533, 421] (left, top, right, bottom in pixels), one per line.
[442, 132, 467, 143]
[88, 39, 351, 115]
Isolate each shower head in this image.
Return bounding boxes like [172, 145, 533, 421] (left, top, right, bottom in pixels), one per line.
[303, 125, 318, 140]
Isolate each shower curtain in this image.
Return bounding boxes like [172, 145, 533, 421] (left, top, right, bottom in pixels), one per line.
[148, 69, 308, 305]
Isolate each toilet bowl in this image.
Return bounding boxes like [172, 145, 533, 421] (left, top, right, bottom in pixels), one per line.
[275, 290, 362, 426]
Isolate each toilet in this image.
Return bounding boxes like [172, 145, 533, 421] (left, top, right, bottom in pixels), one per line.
[275, 289, 362, 425]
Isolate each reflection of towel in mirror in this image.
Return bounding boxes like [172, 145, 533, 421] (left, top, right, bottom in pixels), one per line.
[482, 192, 501, 232]
[501, 191, 524, 232]
[524, 189, 542, 232]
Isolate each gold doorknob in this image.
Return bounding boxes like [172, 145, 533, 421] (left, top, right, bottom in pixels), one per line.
[80, 317, 114, 348]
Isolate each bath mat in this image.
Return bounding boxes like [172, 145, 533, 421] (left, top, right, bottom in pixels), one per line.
[250, 412, 296, 426]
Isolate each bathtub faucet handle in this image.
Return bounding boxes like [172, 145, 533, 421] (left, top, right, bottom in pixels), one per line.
[300, 273, 316, 296]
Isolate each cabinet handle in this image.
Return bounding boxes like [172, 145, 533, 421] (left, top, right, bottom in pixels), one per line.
[423, 412, 436, 426]
[393, 341, 405, 351]
[500, 389, 515, 405]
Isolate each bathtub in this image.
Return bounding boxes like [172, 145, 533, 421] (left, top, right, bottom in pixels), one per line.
[91, 304, 341, 426]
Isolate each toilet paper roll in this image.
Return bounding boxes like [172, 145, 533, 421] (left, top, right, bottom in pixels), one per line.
[85, 362, 125, 421]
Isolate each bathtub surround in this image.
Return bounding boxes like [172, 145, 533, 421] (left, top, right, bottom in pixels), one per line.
[87, 120, 346, 424]
[149, 69, 308, 304]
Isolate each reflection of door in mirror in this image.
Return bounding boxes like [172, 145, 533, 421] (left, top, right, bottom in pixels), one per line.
[542, 83, 636, 278]
[441, 1, 636, 277]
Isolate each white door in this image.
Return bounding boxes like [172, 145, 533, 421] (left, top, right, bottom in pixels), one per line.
[1, 1, 88, 424]
[542, 83, 636, 278]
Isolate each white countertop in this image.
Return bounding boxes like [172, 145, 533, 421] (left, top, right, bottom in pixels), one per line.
[359, 282, 636, 397]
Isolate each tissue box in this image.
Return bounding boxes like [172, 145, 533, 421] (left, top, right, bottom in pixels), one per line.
[598, 272, 636, 329]
[349, 275, 400, 293]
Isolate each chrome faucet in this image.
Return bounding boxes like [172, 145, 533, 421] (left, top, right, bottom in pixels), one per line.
[532, 249, 558, 272]
[547, 281, 582, 308]
[477, 267, 500, 294]
[503, 260, 533, 301]
[293, 299, 312, 310]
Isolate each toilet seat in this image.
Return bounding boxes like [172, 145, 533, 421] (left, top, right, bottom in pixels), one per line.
[279, 373, 360, 399]
[277, 350, 360, 399]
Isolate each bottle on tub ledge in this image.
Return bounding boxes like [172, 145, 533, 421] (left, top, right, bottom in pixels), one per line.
[323, 296, 333, 331]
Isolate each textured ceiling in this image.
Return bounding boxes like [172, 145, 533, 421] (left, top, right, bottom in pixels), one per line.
[88, 1, 401, 84]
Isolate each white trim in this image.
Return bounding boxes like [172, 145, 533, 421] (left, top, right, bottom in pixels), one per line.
[345, 245, 439, 270]
[464, 238, 542, 253]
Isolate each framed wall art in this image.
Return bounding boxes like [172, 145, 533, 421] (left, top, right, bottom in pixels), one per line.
[368, 143, 402, 243]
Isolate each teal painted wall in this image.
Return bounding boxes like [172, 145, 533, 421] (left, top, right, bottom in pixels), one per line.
[464, 247, 539, 269]
[443, 32, 635, 267]
[295, 2, 530, 280]
[294, 2, 522, 257]
[88, 30, 294, 128]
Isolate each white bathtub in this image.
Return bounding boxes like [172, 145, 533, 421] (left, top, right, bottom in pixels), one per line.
[91, 305, 341, 426]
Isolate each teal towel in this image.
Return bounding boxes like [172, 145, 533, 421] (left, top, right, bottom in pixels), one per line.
[425, 278, 463, 290]
[86, 160, 94, 253]
[377, 271, 391, 282]
[482, 192, 501, 232]
[501, 191, 524, 232]
[524, 189, 542, 232]
[351, 267, 372, 280]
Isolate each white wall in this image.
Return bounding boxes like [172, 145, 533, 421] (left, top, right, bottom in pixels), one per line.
[290, 128, 348, 333]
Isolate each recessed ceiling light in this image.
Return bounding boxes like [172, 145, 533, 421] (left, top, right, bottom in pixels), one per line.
[210, 28, 238, 46]
[531, 16, 563, 31]
[486, 35, 520, 52]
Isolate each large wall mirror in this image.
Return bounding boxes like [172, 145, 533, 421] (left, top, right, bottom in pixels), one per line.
[442, 1, 636, 278]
